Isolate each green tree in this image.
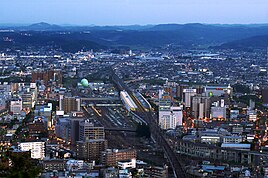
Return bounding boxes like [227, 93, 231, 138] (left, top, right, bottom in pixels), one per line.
[6, 151, 41, 178]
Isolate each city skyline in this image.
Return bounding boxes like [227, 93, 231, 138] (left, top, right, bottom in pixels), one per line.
[1, 1, 268, 177]
[1, 0, 268, 25]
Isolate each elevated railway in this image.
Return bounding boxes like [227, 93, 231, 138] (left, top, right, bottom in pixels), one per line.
[110, 68, 187, 178]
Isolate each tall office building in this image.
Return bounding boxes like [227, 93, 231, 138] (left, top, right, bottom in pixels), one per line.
[79, 120, 105, 141]
[63, 96, 81, 114]
[176, 84, 188, 100]
[76, 120, 107, 161]
[76, 139, 108, 162]
[192, 95, 211, 119]
[55, 118, 71, 143]
[21, 90, 35, 109]
[183, 89, 197, 108]
[59, 94, 64, 111]
[70, 118, 84, 146]
[159, 99, 183, 129]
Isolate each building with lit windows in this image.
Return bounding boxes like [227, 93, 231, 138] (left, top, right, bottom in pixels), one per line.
[159, 99, 183, 129]
[101, 149, 137, 166]
[204, 85, 232, 97]
[183, 89, 197, 108]
[19, 141, 45, 160]
[79, 120, 105, 141]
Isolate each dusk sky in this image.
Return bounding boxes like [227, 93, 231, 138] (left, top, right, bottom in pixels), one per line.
[1, 0, 268, 25]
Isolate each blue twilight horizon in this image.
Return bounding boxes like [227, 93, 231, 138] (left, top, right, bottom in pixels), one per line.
[1, 0, 268, 26]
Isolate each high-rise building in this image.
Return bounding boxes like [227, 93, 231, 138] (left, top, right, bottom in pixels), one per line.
[59, 94, 64, 111]
[55, 118, 71, 143]
[247, 110, 257, 122]
[76, 139, 108, 162]
[19, 141, 45, 160]
[63, 96, 81, 114]
[159, 99, 183, 129]
[70, 117, 84, 146]
[79, 120, 105, 141]
[21, 91, 34, 109]
[176, 84, 188, 99]
[183, 89, 197, 108]
[76, 120, 107, 162]
[19, 83, 37, 110]
[192, 96, 211, 119]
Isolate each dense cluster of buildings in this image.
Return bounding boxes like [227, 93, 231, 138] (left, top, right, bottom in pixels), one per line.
[1, 47, 268, 177]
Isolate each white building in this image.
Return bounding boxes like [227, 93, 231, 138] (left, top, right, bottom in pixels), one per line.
[159, 101, 183, 130]
[19, 141, 45, 159]
[201, 136, 221, 144]
[223, 136, 242, 143]
[59, 94, 64, 111]
[118, 158, 136, 169]
[183, 89, 197, 108]
[158, 89, 164, 100]
[10, 99, 22, 114]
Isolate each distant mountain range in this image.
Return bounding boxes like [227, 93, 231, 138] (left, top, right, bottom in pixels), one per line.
[218, 35, 268, 49]
[1, 22, 268, 51]
[26, 22, 62, 31]
[1, 22, 154, 31]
